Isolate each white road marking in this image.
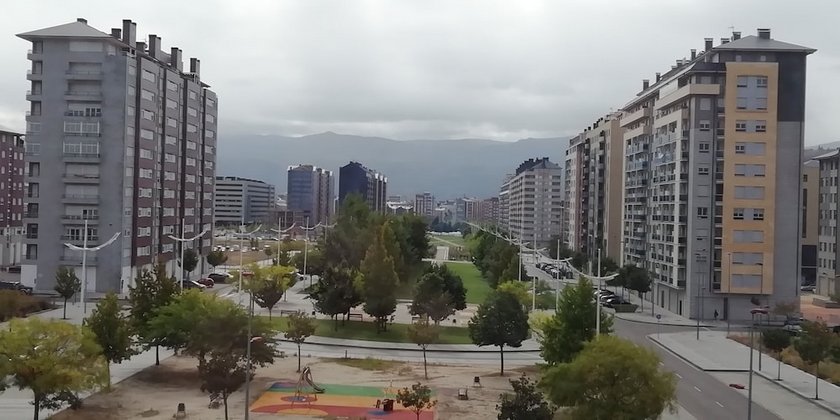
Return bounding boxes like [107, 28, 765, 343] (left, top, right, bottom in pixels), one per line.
[715, 401, 724, 408]
[659, 362, 665, 366]
[675, 373, 683, 379]
[694, 386, 702, 393]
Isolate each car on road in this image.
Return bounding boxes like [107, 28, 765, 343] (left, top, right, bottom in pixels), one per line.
[196, 278, 215, 288]
[207, 272, 231, 283]
[0, 281, 33, 295]
[800, 284, 816, 292]
[181, 280, 206, 290]
[603, 296, 631, 308]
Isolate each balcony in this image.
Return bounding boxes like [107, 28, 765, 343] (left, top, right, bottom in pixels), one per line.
[61, 235, 99, 242]
[61, 214, 99, 222]
[27, 49, 43, 60]
[65, 70, 103, 80]
[621, 106, 652, 128]
[26, 70, 42, 81]
[63, 173, 100, 184]
[26, 90, 42, 101]
[64, 91, 102, 101]
[655, 83, 721, 110]
[62, 152, 100, 163]
[61, 194, 99, 204]
[25, 232, 38, 239]
[23, 211, 39, 219]
[59, 255, 98, 264]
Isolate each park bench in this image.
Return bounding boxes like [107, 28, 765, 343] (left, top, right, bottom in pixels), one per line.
[347, 312, 363, 321]
[279, 309, 302, 316]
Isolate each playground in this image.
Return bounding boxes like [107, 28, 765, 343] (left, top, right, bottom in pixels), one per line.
[250, 366, 435, 419]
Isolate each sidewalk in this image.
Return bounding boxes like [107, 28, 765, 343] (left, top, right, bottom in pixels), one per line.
[651, 330, 840, 416]
[296, 335, 541, 352]
[612, 290, 716, 327]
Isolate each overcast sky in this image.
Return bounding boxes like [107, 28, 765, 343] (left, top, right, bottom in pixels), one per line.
[0, 0, 836, 143]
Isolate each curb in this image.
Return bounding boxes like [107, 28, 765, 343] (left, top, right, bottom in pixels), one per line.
[617, 313, 713, 328]
[647, 335, 748, 373]
[754, 370, 840, 417]
[286, 337, 541, 354]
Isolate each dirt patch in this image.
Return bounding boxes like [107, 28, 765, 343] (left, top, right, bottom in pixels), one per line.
[50, 354, 539, 420]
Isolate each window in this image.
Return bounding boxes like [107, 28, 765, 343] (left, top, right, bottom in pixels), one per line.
[699, 120, 711, 131]
[141, 89, 155, 101]
[699, 98, 712, 111]
[164, 171, 175, 181]
[186, 157, 196, 167]
[162, 243, 174, 253]
[733, 208, 745, 220]
[735, 144, 745, 154]
[187, 124, 197, 133]
[139, 149, 153, 159]
[699, 143, 710, 153]
[698, 167, 709, 175]
[186, 174, 196, 183]
[165, 135, 177, 145]
[163, 225, 175, 234]
[137, 208, 152, 217]
[140, 129, 154, 140]
[697, 207, 709, 219]
[142, 70, 156, 82]
[141, 109, 154, 120]
[136, 246, 151, 256]
[127, 106, 135, 116]
[737, 76, 748, 87]
[756, 76, 768, 88]
[167, 80, 178, 91]
[163, 189, 175, 199]
[167, 99, 177, 109]
[755, 121, 767, 132]
[735, 121, 747, 132]
[128, 86, 135, 96]
[138, 168, 153, 179]
[165, 153, 176, 163]
[737, 97, 747, 109]
[167, 118, 177, 128]
[207, 98, 215, 108]
[189, 90, 198, 100]
[756, 97, 767, 110]
[753, 208, 765, 221]
[185, 191, 195, 200]
[735, 186, 765, 200]
[187, 107, 198, 117]
[163, 208, 175, 217]
[206, 130, 215, 139]
[734, 230, 764, 243]
[186, 141, 196, 150]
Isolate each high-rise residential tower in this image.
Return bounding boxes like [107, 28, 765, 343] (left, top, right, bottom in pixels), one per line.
[286, 164, 334, 226]
[505, 158, 563, 246]
[18, 18, 217, 292]
[816, 150, 840, 296]
[338, 161, 387, 213]
[0, 129, 24, 268]
[214, 176, 275, 225]
[414, 192, 435, 218]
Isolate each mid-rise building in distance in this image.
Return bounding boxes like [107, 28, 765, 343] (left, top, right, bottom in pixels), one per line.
[801, 160, 819, 287]
[338, 161, 387, 213]
[501, 157, 563, 246]
[479, 196, 499, 225]
[816, 149, 839, 296]
[286, 164, 334, 226]
[0, 129, 24, 268]
[19, 18, 217, 292]
[214, 176, 275, 225]
[414, 192, 435, 218]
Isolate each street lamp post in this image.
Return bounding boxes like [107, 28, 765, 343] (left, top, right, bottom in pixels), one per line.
[62, 219, 120, 313]
[167, 217, 210, 291]
[237, 219, 263, 300]
[748, 307, 768, 420]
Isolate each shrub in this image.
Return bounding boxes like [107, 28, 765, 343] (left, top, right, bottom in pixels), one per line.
[0, 290, 54, 321]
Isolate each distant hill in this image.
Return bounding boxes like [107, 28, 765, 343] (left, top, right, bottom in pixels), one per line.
[805, 141, 840, 161]
[216, 132, 569, 199]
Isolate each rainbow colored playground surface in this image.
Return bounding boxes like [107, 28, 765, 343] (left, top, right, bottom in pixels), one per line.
[250, 380, 435, 419]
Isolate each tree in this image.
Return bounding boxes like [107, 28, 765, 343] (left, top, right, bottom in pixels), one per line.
[292, 248, 326, 278]
[128, 266, 178, 365]
[0, 318, 107, 420]
[264, 247, 274, 258]
[54, 266, 81, 320]
[599, 256, 620, 275]
[284, 312, 317, 372]
[147, 290, 219, 358]
[618, 264, 651, 309]
[540, 277, 613, 365]
[244, 264, 296, 319]
[541, 336, 677, 420]
[206, 250, 228, 271]
[85, 293, 137, 389]
[497, 374, 554, 420]
[396, 382, 437, 420]
[432, 264, 467, 310]
[468, 290, 529, 376]
[308, 264, 363, 330]
[497, 281, 530, 309]
[359, 224, 400, 332]
[408, 320, 439, 379]
[410, 272, 456, 324]
[183, 248, 200, 279]
[794, 320, 835, 399]
[761, 328, 792, 381]
[275, 249, 290, 266]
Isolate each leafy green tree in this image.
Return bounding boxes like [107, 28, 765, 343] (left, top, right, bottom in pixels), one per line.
[468, 290, 530, 376]
[396, 382, 437, 420]
[410, 272, 456, 324]
[275, 248, 291, 266]
[0, 318, 107, 420]
[206, 250, 228, 271]
[381, 220, 406, 277]
[408, 320, 439, 379]
[794, 319, 835, 399]
[309, 264, 363, 330]
[359, 224, 400, 332]
[400, 214, 430, 264]
[292, 248, 326, 277]
[497, 281, 530, 309]
[323, 194, 373, 269]
[761, 328, 792, 381]
[616, 264, 651, 308]
[183, 247, 200, 280]
[284, 312, 317, 372]
[599, 257, 620, 275]
[85, 293, 137, 389]
[128, 266, 178, 365]
[431, 264, 467, 310]
[497, 374, 554, 420]
[540, 277, 613, 365]
[54, 266, 81, 319]
[148, 290, 219, 359]
[541, 336, 677, 420]
[264, 247, 274, 258]
[243, 264, 296, 319]
[570, 252, 588, 272]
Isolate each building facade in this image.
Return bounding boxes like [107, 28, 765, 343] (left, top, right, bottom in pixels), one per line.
[338, 161, 387, 213]
[615, 29, 813, 320]
[19, 18, 217, 292]
[414, 192, 435, 218]
[0, 130, 24, 268]
[816, 150, 839, 296]
[479, 197, 499, 225]
[802, 160, 819, 286]
[286, 164, 333, 227]
[505, 158, 563, 246]
[214, 176, 275, 225]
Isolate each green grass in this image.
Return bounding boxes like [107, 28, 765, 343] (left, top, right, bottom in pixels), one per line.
[326, 357, 407, 372]
[430, 234, 467, 247]
[445, 262, 492, 304]
[269, 316, 472, 344]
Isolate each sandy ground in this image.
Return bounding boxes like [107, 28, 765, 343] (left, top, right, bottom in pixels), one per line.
[50, 354, 533, 420]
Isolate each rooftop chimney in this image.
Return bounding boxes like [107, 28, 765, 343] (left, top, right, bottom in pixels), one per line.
[733, 31, 741, 40]
[691, 49, 697, 60]
[148, 35, 159, 58]
[111, 28, 121, 39]
[190, 58, 200, 77]
[758, 28, 771, 39]
[170, 47, 183, 71]
[77, 18, 87, 24]
[135, 41, 146, 53]
[655, 72, 661, 82]
[721, 38, 730, 44]
[122, 19, 137, 47]
[704, 38, 714, 52]
[643, 79, 650, 90]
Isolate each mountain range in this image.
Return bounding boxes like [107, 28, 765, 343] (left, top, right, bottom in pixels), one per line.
[216, 132, 569, 199]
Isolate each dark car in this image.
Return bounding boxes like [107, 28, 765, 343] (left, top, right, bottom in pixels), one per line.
[0, 281, 33, 295]
[207, 272, 231, 283]
[603, 296, 630, 308]
[196, 278, 215, 288]
[181, 280, 206, 290]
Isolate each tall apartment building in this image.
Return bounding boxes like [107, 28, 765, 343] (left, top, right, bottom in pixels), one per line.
[19, 19, 217, 292]
[498, 174, 512, 233]
[616, 29, 813, 320]
[505, 158, 563, 246]
[338, 161, 387, 213]
[414, 192, 435, 218]
[802, 160, 819, 286]
[816, 150, 839, 296]
[286, 164, 334, 226]
[479, 197, 500, 225]
[0, 130, 24, 267]
[214, 176, 275, 225]
[563, 113, 624, 261]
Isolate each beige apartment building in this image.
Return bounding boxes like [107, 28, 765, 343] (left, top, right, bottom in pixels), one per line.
[501, 158, 563, 246]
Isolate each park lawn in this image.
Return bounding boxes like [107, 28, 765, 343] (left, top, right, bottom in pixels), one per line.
[222, 250, 270, 266]
[429, 234, 467, 247]
[268, 316, 473, 345]
[445, 262, 492, 304]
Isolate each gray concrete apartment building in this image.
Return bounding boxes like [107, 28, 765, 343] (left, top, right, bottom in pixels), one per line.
[500, 158, 563, 246]
[214, 176, 275, 225]
[815, 150, 840, 296]
[286, 164, 334, 226]
[414, 192, 435, 218]
[0, 130, 24, 268]
[615, 29, 813, 320]
[19, 18, 217, 293]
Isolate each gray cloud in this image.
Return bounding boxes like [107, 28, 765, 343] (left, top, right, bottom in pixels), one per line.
[0, 0, 836, 143]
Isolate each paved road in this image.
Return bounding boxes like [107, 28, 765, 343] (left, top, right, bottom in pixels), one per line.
[615, 319, 781, 420]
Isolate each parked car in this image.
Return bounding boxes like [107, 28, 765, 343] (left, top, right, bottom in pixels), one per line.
[800, 284, 816, 292]
[181, 280, 206, 290]
[603, 296, 631, 308]
[207, 272, 231, 283]
[196, 278, 215, 288]
[782, 323, 803, 336]
[0, 281, 33, 295]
